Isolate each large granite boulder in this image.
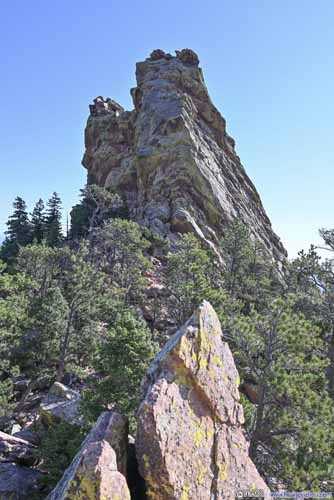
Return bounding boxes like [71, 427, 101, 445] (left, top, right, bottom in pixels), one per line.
[0, 431, 36, 466]
[40, 382, 82, 426]
[0, 463, 42, 499]
[83, 49, 286, 264]
[46, 411, 130, 500]
[136, 301, 270, 499]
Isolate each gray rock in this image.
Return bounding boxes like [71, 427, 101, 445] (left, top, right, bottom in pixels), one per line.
[0, 431, 36, 466]
[0, 463, 42, 499]
[10, 424, 21, 435]
[13, 428, 42, 446]
[83, 49, 287, 264]
[40, 382, 82, 426]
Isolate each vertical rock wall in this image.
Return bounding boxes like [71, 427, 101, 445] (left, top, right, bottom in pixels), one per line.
[83, 49, 287, 262]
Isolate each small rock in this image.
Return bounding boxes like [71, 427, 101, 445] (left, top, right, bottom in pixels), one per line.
[14, 427, 42, 446]
[10, 424, 22, 435]
[149, 49, 167, 60]
[176, 48, 200, 65]
[12, 377, 30, 394]
[48, 382, 79, 401]
[40, 382, 82, 427]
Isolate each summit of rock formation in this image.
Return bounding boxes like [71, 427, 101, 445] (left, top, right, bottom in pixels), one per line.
[83, 48, 286, 262]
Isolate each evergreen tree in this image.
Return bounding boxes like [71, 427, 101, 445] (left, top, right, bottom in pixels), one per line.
[165, 233, 223, 325]
[93, 218, 151, 304]
[0, 197, 31, 262]
[230, 296, 333, 489]
[45, 192, 63, 247]
[220, 221, 282, 312]
[69, 184, 126, 243]
[6, 197, 31, 244]
[31, 198, 46, 243]
[0, 260, 30, 415]
[288, 236, 334, 400]
[81, 306, 157, 428]
[69, 188, 95, 241]
[55, 242, 108, 381]
[16, 242, 110, 382]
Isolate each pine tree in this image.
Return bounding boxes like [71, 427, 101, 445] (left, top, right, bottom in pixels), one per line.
[0, 260, 30, 415]
[45, 192, 63, 247]
[69, 184, 126, 246]
[230, 295, 333, 489]
[0, 197, 31, 262]
[220, 220, 282, 312]
[165, 233, 223, 324]
[5, 197, 31, 244]
[81, 306, 157, 428]
[31, 198, 46, 243]
[93, 218, 150, 304]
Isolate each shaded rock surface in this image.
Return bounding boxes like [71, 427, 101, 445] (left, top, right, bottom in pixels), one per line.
[0, 431, 36, 466]
[0, 462, 42, 499]
[46, 411, 130, 500]
[83, 48, 286, 263]
[136, 301, 270, 499]
[40, 382, 82, 427]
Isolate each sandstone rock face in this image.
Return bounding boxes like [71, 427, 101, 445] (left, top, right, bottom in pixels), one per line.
[136, 301, 270, 499]
[83, 48, 286, 262]
[46, 411, 130, 500]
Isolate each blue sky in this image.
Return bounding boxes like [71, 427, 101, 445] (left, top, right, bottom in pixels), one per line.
[0, 0, 333, 257]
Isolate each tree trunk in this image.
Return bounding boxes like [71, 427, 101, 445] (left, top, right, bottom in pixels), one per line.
[249, 383, 265, 459]
[56, 307, 74, 382]
[88, 207, 100, 258]
[327, 327, 334, 398]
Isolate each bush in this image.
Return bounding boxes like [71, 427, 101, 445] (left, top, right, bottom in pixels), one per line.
[81, 307, 157, 431]
[36, 422, 85, 492]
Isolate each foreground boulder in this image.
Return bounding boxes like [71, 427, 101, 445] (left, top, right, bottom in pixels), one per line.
[136, 301, 270, 499]
[0, 431, 36, 466]
[46, 411, 130, 500]
[40, 382, 82, 426]
[0, 463, 42, 499]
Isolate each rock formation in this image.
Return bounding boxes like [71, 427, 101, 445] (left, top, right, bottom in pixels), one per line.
[46, 411, 130, 500]
[136, 301, 270, 499]
[83, 48, 286, 262]
[47, 302, 269, 499]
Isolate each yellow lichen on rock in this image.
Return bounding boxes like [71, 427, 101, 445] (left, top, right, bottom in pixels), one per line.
[136, 302, 270, 500]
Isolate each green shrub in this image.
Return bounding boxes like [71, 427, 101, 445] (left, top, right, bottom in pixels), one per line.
[36, 422, 85, 492]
